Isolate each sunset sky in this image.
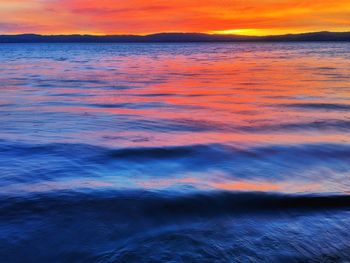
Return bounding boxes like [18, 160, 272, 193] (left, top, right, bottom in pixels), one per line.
[1, 0, 350, 35]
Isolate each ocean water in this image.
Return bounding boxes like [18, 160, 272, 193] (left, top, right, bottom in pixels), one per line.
[0, 43, 350, 262]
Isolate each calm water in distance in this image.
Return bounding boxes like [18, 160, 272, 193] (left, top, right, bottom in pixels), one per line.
[1, 43, 350, 262]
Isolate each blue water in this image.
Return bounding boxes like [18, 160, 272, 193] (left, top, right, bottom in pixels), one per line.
[1, 43, 350, 262]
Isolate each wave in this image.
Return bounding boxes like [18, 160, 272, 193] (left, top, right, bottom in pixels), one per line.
[2, 140, 350, 194]
[170, 118, 350, 133]
[104, 143, 350, 169]
[3, 140, 350, 161]
[107, 145, 200, 159]
[2, 191, 350, 219]
[2, 140, 350, 174]
[280, 103, 350, 111]
[261, 119, 350, 132]
[2, 190, 350, 262]
[90, 102, 171, 109]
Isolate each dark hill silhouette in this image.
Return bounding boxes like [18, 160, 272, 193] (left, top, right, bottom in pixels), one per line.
[1, 31, 350, 43]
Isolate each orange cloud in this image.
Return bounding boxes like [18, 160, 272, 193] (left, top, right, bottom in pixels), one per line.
[0, 0, 349, 35]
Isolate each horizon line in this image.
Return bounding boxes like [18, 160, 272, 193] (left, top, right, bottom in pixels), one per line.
[2, 30, 350, 38]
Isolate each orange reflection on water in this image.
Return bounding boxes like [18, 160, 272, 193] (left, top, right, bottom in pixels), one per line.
[138, 176, 322, 193]
[1, 44, 350, 197]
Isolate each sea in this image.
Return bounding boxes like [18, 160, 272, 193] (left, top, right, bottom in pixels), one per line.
[0, 43, 350, 262]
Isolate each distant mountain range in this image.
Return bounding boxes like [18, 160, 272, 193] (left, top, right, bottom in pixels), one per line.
[1, 31, 350, 43]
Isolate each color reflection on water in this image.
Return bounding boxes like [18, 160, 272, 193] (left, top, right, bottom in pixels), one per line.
[0, 43, 350, 262]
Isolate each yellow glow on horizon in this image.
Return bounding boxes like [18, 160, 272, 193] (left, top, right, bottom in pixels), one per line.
[210, 29, 322, 36]
[210, 29, 270, 36]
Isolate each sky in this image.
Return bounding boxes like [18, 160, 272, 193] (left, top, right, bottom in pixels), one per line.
[0, 0, 350, 35]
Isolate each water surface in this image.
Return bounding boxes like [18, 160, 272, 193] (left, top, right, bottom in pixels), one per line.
[1, 43, 350, 262]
